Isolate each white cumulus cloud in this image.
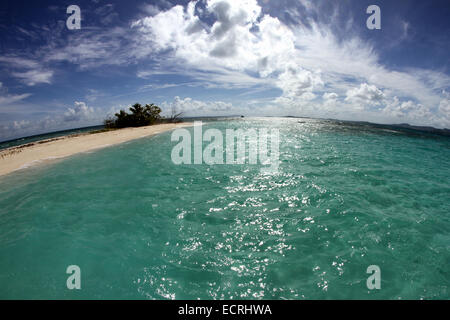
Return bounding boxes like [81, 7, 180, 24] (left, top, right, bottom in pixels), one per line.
[161, 96, 234, 116]
[345, 83, 385, 105]
[63, 101, 95, 122]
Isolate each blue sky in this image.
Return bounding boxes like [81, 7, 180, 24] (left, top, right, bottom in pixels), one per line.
[0, 0, 449, 141]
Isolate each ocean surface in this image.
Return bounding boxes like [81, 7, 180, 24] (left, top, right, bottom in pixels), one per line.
[0, 118, 448, 299]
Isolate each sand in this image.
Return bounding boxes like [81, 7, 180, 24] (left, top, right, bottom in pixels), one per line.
[0, 122, 193, 177]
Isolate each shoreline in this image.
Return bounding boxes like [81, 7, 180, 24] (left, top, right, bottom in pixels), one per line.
[0, 122, 192, 177]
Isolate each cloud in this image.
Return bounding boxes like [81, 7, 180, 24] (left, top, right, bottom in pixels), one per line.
[0, 93, 32, 105]
[11, 70, 53, 86]
[439, 94, 450, 115]
[345, 83, 385, 105]
[141, 4, 161, 16]
[130, 1, 276, 76]
[0, 56, 40, 69]
[161, 96, 234, 116]
[94, 3, 119, 26]
[63, 101, 95, 122]
[12, 120, 31, 130]
[129, 0, 449, 127]
[436, 92, 450, 127]
[140, 0, 173, 16]
[0, 101, 102, 141]
[0, 56, 53, 86]
[85, 89, 105, 102]
[0, 83, 32, 105]
[44, 27, 132, 70]
[402, 21, 410, 40]
[323, 92, 338, 100]
[0, 116, 57, 141]
[277, 67, 323, 99]
[381, 97, 440, 126]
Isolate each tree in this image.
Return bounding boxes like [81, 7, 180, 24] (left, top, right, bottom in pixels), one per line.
[114, 109, 132, 128]
[105, 103, 163, 128]
[168, 104, 183, 123]
[143, 103, 162, 124]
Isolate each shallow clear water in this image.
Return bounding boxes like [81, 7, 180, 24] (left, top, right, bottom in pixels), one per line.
[0, 118, 449, 299]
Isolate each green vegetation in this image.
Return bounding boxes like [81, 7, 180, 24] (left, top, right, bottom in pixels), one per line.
[104, 103, 182, 129]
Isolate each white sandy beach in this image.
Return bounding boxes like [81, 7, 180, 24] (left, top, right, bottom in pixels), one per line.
[0, 122, 192, 177]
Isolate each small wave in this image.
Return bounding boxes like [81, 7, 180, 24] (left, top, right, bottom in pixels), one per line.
[17, 156, 64, 170]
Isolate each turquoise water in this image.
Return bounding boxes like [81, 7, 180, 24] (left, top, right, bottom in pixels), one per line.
[0, 118, 449, 299]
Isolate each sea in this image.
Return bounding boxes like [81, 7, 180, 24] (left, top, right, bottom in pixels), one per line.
[0, 118, 448, 299]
